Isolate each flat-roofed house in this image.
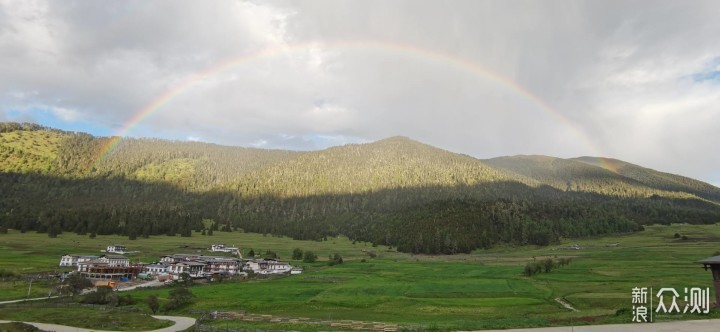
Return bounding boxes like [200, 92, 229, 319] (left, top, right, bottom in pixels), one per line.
[243, 259, 293, 275]
[106, 245, 128, 254]
[160, 254, 200, 264]
[99, 255, 130, 267]
[59, 255, 100, 267]
[199, 257, 242, 275]
[145, 263, 169, 275]
[168, 261, 206, 278]
[59, 255, 78, 267]
[77, 255, 140, 280]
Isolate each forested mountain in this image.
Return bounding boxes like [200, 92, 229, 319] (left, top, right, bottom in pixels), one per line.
[223, 136, 537, 198]
[572, 156, 720, 202]
[483, 155, 711, 201]
[1, 122, 719, 254]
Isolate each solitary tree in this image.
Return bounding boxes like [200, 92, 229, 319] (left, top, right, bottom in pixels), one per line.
[292, 248, 303, 260]
[164, 287, 193, 311]
[328, 253, 343, 266]
[64, 273, 93, 297]
[265, 250, 278, 259]
[303, 251, 317, 263]
[146, 295, 160, 314]
[179, 272, 193, 287]
[543, 259, 554, 273]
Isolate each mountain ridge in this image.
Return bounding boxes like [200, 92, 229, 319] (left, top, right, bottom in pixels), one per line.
[2, 122, 718, 200]
[1, 122, 719, 254]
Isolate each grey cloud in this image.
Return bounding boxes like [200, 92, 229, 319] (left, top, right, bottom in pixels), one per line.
[1, 0, 719, 186]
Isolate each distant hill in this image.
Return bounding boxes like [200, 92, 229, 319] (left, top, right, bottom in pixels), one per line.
[483, 155, 716, 201]
[572, 156, 720, 202]
[1, 122, 719, 254]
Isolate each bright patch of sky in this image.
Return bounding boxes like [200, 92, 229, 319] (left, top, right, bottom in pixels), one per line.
[5, 107, 113, 137]
[691, 57, 720, 82]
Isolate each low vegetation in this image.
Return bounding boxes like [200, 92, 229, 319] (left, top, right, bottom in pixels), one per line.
[524, 257, 572, 276]
[1, 224, 719, 330]
[0, 307, 172, 331]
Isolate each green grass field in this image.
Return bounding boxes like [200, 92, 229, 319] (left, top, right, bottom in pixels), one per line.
[0, 306, 173, 331]
[1, 224, 720, 330]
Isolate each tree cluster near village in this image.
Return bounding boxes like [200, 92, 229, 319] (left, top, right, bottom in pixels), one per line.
[1, 123, 720, 254]
[523, 257, 572, 276]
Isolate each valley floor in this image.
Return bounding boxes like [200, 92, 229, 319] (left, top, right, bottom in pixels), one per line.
[1, 224, 719, 330]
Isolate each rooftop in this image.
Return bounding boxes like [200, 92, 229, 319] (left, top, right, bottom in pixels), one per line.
[697, 255, 720, 265]
[103, 254, 129, 259]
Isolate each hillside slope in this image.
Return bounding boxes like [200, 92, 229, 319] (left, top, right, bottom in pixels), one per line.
[573, 156, 720, 202]
[1, 122, 719, 254]
[226, 136, 537, 197]
[483, 155, 719, 202]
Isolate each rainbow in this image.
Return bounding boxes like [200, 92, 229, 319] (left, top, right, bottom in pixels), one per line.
[91, 40, 618, 173]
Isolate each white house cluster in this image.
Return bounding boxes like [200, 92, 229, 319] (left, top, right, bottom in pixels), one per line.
[58, 244, 302, 282]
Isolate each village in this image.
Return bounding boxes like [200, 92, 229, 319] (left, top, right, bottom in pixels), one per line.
[58, 244, 303, 289]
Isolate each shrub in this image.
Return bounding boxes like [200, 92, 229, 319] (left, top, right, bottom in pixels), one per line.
[303, 251, 317, 263]
[265, 250, 278, 259]
[164, 287, 193, 311]
[82, 286, 117, 305]
[523, 262, 542, 276]
[292, 248, 303, 260]
[543, 259, 555, 273]
[147, 295, 160, 314]
[327, 253, 343, 266]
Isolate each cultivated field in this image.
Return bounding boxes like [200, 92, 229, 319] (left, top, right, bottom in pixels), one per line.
[1, 224, 719, 330]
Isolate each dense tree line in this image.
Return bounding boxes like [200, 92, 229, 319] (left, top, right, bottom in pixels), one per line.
[2, 170, 718, 254]
[1, 123, 720, 254]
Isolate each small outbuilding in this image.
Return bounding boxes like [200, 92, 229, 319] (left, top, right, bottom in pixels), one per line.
[697, 255, 720, 306]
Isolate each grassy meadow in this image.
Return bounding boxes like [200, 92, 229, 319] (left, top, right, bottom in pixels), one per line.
[0, 307, 173, 331]
[1, 224, 720, 330]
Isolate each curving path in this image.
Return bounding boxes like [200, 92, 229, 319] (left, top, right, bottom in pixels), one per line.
[0, 315, 195, 332]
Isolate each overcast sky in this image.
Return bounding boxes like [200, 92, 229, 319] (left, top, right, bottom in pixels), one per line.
[1, 0, 719, 186]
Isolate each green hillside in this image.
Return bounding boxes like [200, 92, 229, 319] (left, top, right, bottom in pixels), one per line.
[573, 156, 720, 202]
[483, 155, 715, 201]
[1, 122, 719, 254]
[226, 136, 537, 198]
[0, 123, 65, 174]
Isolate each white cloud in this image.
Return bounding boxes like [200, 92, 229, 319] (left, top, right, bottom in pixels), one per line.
[1, 0, 719, 185]
[50, 106, 80, 121]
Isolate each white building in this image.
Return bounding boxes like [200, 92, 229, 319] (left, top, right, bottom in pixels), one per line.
[198, 257, 243, 275]
[99, 255, 131, 267]
[106, 245, 128, 254]
[59, 255, 99, 267]
[144, 263, 169, 275]
[160, 254, 200, 263]
[243, 259, 293, 275]
[167, 261, 206, 278]
[209, 244, 239, 253]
